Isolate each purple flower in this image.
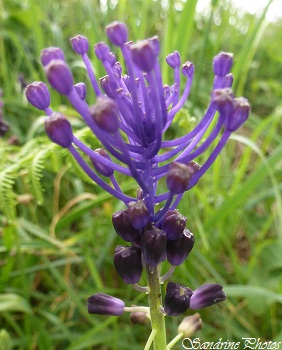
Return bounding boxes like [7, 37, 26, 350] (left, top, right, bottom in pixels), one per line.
[26, 22, 247, 314]
[164, 282, 192, 316]
[190, 284, 226, 310]
[87, 293, 125, 316]
[114, 245, 142, 284]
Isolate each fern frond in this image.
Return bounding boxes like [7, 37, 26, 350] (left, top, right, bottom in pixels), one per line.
[0, 164, 19, 221]
[25, 148, 51, 205]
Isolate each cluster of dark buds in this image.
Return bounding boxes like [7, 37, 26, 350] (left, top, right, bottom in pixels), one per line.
[0, 89, 9, 137]
[25, 21, 249, 346]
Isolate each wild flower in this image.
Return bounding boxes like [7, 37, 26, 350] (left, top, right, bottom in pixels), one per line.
[25, 21, 250, 349]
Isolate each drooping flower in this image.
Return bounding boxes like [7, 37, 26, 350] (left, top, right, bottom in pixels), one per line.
[25, 21, 249, 319]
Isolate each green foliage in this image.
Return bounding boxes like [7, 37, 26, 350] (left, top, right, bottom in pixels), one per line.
[0, 0, 282, 349]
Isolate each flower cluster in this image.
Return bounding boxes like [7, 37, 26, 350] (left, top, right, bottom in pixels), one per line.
[25, 21, 249, 322]
[0, 89, 9, 137]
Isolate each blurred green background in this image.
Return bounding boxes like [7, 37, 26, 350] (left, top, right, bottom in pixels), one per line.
[0, 0, 282, 349]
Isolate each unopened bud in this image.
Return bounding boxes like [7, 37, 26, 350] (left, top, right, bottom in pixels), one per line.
[128, 200, 150, 230]
[178, 313, 203, 337]
[89, 96, 119, 133]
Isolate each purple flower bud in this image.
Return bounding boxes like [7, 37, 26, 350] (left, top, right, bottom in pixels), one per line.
[89, 96, 119, 133]
[182, 62, 195, 77]
[166, 51, 181, 69]
[187, 160, 201, 174]
[114, 245, 142, 284]
[41, 47, 65, 67]
[112, 209, 140, 242]
[190, 284, 226, 310]
[106, 21, 128, 47]
[225, 97, 250, 132]
[161, 210, 186, 241]
[100, 76, 115, 99]
[25, 82, 50, 110]
[45, 60, 73, 95]
[212, 88, 234, 118]
[131, 41, 156, 73]
[108, 52, 117, 66]
[213, 52, 233, 77]
[128, 200, 150, 230]
[148, 36, 160, 56]
[164, 282, 192, 316]
[113, 62, 122, 77]
[45, 113, 73, 148]
[87, 293, 125, 316]
[178, 313, 203, 337]
[71, 35, 89, 54]
[141, 227, 167, 267]
[94, 42, 111, 61]
[90, 148, 114, 177]
[167, 229, 195, 266]
[225, 73, 234, 88]
[166, 162, 194, 195]
[74, 82, 86, 100]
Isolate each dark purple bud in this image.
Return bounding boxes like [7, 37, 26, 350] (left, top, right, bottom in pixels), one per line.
[164, 282, 192, 316]
[45, 113, 73, 148]
[162, 209, 187, 241]
[130, 311, 149, 325]
[87, 293, 125, 316]
[225, 97, 250, 132]
[166, 162, 194, 195]
[25, 82, 50, 110]
[100, 76, 115, 99]
[213, 52, 233, 77]
[71, 35, 89, 54]
[112, 209, 140, 242]
[41, 47, 65, 67]
[106, 21, 128, 47]
[212, 88, 234, 118]
[45, 60, 73, 95]
[148, 36, 160, 56]
[167, 229, 195, 266]
[141, 227, 167, 267]
[166, 51, 181, 69]
[182, 62, 195, 77]
[89, 96, 119, 133]
[74, 82, 86, 100]
[94, 42, 111, 61]
[114, 245, 142, 284]
[128, 200, 150, 230]
[190, 284, 226, 310]
[178, 313, 203, 336]
[90, 148, 114, 177]
[131, 41, 156, 73]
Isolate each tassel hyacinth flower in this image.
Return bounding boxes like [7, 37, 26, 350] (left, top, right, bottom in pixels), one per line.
[26, 21, 250, 349]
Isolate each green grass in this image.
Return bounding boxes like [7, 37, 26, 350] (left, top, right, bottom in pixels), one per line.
[1, 0, 282, 349]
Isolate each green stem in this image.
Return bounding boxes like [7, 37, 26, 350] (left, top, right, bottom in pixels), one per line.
[145, 264, 167, 350]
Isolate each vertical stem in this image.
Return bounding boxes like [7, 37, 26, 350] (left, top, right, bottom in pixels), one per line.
[145, 264, 167, 350]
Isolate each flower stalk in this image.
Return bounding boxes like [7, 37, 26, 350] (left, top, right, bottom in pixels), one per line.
[145, 264, 167, 350]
